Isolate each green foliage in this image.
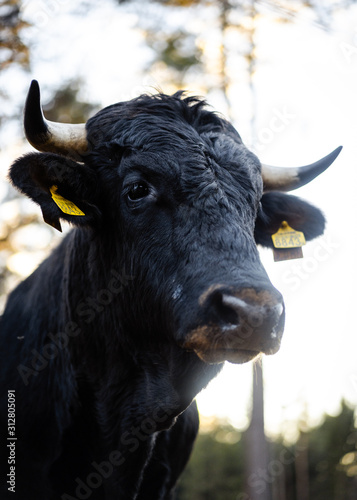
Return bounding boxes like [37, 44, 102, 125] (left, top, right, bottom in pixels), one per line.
[307, 401, 357, 500]
[176, 422, 245, 500]
[147, 30, 201, 73]
[176, 403, 357, 500]
[42, 80, 100, 123]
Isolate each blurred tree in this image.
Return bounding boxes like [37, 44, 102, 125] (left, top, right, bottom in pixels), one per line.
[0, 0, 30, 129]
[244, 362, 271, 500]
[144, 29, 202, 88]
[176, 420, 245, 500]
[112, 0, 355, 139]
[0, 0, 30, 71]
[307, 401, 357, 500]
[42, 80, 100, 124]
[113, 0, 355, 89]
[176, 404, 357, 500]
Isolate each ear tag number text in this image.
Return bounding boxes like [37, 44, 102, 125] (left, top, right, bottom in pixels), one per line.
[271, 221, 306, 249]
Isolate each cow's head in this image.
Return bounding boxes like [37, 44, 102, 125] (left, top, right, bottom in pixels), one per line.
[10, 81, 341, 365]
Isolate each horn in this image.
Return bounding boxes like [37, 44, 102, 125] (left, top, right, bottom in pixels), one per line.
[262, 146, 342, 192]
[24, 80, 88, 158]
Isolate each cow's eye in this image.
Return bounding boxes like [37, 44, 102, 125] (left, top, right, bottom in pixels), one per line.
[127, 182, 149, 201]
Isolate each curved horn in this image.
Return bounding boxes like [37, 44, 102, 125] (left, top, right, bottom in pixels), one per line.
[262, 146, 342, 192]
[24, 80, 88, 158]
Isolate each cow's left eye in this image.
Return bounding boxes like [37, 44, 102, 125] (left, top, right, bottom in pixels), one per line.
[127, 182, 149, 201]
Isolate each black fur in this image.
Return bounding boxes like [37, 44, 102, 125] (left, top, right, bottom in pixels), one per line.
[0, 92, 325, 500]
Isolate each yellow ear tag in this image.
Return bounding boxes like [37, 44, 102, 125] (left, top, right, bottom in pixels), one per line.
[271, 221, 306, 262]
[271, 221, 306, 249]
[50, 185, 85, 216]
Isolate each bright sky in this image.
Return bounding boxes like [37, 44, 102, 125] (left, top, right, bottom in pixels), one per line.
[1, 0, 357, 438]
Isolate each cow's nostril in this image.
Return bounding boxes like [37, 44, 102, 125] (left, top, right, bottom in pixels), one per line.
[221, 293, 285, 334]
[211, 292, 240, 326]
[200, 286, 285, 341]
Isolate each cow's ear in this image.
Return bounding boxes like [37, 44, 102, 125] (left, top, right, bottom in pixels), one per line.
[9, 152, 101, 231]
[254, 191, 325, 248]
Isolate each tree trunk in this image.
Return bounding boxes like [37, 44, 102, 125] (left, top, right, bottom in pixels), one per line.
[244, 362, 272, 500]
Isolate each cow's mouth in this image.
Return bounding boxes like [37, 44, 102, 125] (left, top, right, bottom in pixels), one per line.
[183, 323, 282, 365]
[193, 348, 260, 365]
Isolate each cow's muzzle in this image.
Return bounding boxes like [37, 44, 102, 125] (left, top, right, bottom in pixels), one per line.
[183, 286, 285, 364]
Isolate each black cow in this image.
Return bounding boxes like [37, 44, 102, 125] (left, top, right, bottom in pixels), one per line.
[0, 80, 341, 500]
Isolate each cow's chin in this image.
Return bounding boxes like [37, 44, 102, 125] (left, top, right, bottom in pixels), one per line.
[193, 348, 260, 365]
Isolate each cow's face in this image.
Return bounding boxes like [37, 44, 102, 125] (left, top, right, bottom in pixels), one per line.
[10, 81, 340, 365]
[96, 123, 284, 364]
